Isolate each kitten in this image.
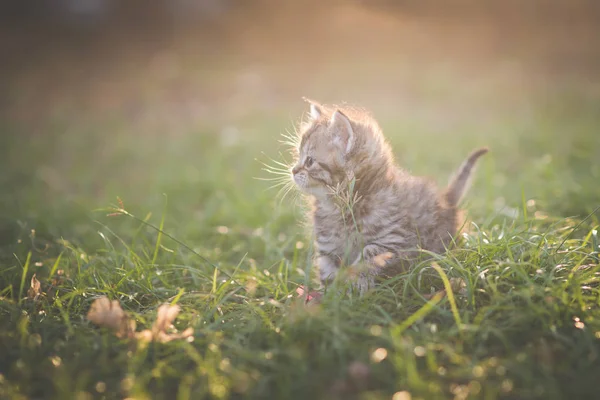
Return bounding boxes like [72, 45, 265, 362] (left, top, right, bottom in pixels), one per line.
[290, 99, 488, 294]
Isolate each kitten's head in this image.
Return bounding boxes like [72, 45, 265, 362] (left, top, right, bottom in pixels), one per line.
[291, 99, 387, 197]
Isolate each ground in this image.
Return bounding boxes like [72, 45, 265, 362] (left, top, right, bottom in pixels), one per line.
[1, 5, 600, 399]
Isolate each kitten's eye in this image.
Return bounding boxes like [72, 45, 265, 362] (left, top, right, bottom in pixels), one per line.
[305, 156, 314, 168]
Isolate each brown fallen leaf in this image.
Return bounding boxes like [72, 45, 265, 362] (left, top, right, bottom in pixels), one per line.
[245, 279, 258, 296]
[47, 269, 66, 300]
[136, 326, 195, 343]
[393, 391, 412, 400]
[449, 277, 467, 295]
[153, 304, 181, 335]
[27, 274, 42, 300]
[87, 297, 193, 343]
[137, 304, 194, 343]
[87, 296, 135, 338]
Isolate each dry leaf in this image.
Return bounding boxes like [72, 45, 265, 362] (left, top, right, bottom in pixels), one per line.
[88, 297, 193, 343]
[47, 270, 66, 300]
[134, 329, 153, 342]
[87, 296, 135, 338]
[137, 304, 193, 343]
[449, 277, 467, 295]
[245, 279, 258, 296]
[27, 274, 42, 300]
[392, 391, 412, 400]
[153, 327, 194, 343]
[152, 304, 181, 336]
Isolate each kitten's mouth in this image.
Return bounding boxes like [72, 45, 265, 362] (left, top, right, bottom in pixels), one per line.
[293, 172, 322, 192]
[293, 169, 334, 197]
[295, 181, 330, 199]
[293, 173, 309, 189]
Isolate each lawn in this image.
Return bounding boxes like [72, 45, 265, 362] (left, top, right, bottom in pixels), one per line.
[1, 54, 599, 399]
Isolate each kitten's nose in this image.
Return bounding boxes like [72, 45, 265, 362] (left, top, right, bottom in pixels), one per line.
[292, 165, 301, 175]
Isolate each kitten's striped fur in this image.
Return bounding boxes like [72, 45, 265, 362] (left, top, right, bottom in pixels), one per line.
[290, 99, 488, 294]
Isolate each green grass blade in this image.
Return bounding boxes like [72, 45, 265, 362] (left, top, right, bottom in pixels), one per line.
[431, 262, 462, 330]
[151, 194, 168, 266]
[392, 292, 444, 336]
[17, 252, 32, 304]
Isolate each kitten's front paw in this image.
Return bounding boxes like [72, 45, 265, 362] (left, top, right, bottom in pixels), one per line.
[317, 255, 339, 284]
[354, 274, 375, 296]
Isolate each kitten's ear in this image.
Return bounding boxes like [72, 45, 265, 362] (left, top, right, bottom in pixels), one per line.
[330, 110, 354, 153]
[310, 104, 322, 120]
[302, 97, 323, 120]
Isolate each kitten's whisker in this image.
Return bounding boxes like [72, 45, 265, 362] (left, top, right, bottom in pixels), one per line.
[260, 163, 290, 172]
[259, 159, 290, 170]
[277, 150, 292, 159]
[264, 158, 292, 169]
[278, 139, 299, 149]
[271, 181, 290, 188]
[282, 189, 296, 204]
[282, 128, 299, 143]
[266, 185, 286, 193]
[254, 175, 288, 180]
[258, 153, 292, 168]
[261, 168, 290, 176]
[254, 177, 289, 183]
[276, 182, 296, 204]
[280, 132, 298, 143]
[260, 166, 289, 173]
[263, 166, 291, 176]
[280, 133, 299, 145]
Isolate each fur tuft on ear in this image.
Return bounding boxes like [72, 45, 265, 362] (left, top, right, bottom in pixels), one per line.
[310, 104, 322, 120]
[302, 97, 323, 120]
[330, 110, 354, 153]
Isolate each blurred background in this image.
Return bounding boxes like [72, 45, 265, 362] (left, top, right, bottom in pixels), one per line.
[1, 0, 599, 249]
[3, 0, 599, 123]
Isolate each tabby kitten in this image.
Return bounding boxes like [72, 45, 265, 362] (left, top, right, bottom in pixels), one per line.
[290, 99, 488, 294]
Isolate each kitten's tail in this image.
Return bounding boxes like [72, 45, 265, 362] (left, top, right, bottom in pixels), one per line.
[445, 147, 489, 207]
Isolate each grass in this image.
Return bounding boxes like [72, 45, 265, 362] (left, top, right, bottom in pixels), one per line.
[0, 79, 599, 400]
